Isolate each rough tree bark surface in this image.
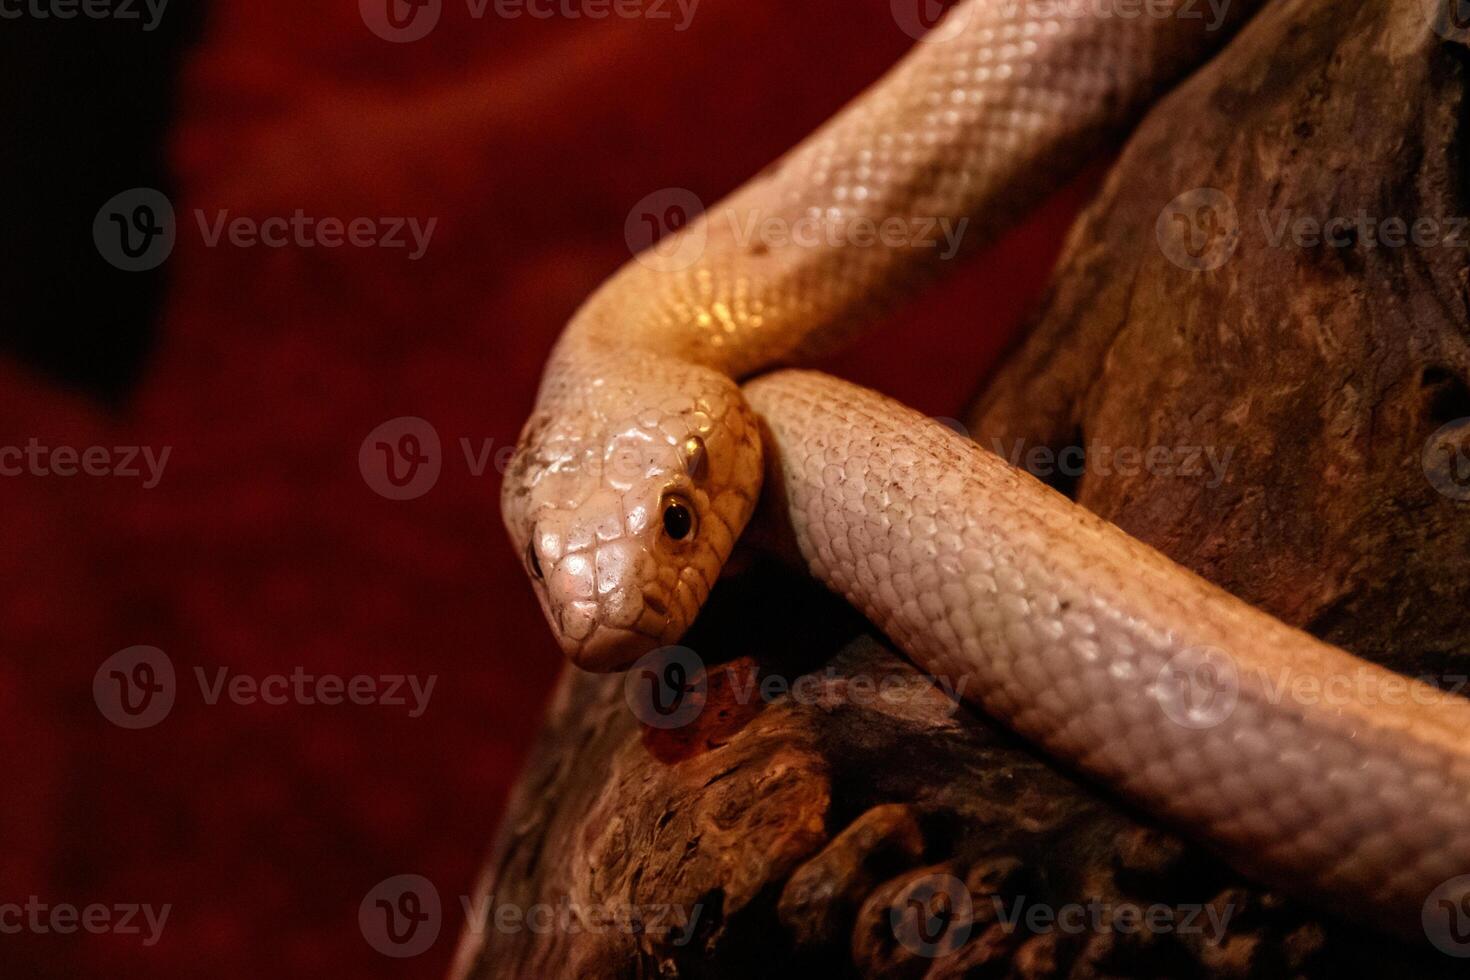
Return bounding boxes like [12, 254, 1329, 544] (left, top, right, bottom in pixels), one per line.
[454, 1, 1470, 976]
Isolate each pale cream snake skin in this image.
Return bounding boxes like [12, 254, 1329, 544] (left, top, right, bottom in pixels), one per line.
[501, 0, 1470, 941]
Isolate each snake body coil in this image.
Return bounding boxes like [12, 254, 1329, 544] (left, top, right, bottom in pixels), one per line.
[503, 0, 1470, 938]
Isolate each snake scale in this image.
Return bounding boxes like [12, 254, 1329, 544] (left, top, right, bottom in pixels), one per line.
[502, 0, 1470, 941]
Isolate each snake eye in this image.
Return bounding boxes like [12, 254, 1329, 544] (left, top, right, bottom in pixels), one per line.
[661, 495, 696, 541]
[526, 539, 543, 580]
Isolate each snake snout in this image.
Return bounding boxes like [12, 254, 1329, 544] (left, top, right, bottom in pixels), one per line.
[528, 534, 673, 672]
[531, 582, 653, 672]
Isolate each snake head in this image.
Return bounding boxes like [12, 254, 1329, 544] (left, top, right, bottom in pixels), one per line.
[502, 358, 763, 671]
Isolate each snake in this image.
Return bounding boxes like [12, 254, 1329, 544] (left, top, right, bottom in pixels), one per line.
[501, 0, 1470, 941]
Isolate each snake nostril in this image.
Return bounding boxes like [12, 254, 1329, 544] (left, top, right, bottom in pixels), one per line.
[645, 595, 669, 617]
[526, 540, 544, 580]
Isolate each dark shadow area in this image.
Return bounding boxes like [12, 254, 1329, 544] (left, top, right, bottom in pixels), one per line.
[0, 4, 207, 405]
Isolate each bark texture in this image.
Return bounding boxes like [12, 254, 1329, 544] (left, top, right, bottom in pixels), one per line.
[455, 1, 1470, 976]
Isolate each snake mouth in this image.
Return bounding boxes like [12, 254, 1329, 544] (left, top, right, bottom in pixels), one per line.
[565, 591, 683, 672]
[567, 624, 660, 673]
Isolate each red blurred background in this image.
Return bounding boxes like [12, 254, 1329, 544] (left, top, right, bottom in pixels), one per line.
[0, 1, 1094, 975]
